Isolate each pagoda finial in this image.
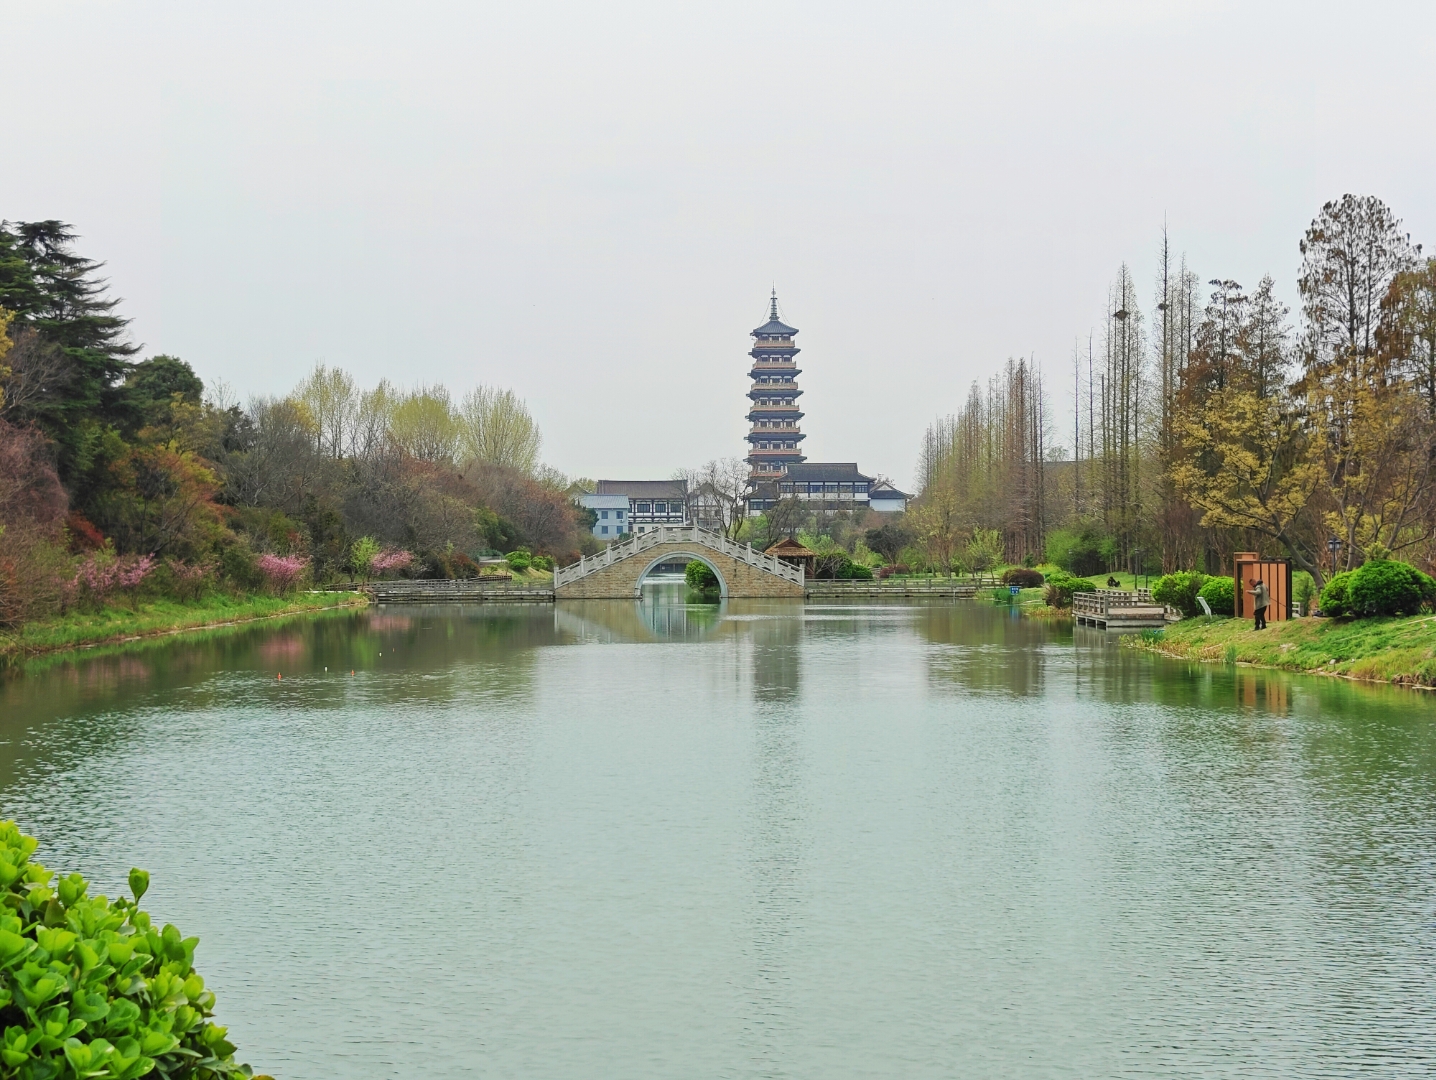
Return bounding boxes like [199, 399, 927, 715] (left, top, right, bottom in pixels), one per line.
[769, 289, 779, 321]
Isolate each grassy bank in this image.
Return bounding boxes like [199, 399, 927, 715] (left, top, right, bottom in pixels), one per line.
[0, 591, 368, 666]
[1124, 614, 1436, 688]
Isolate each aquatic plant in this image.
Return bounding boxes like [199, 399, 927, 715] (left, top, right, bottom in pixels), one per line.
[0, 821, 264, 1080]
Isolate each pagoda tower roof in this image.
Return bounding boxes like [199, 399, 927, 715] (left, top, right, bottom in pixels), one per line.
[751, 291, 799, 337]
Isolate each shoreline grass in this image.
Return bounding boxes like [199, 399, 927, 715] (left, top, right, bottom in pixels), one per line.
[0, 591, 369, 667]
[1123, 613, 1436, 689]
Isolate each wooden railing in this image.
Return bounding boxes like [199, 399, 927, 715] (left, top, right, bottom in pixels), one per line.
[1072, 588, 1158, 617]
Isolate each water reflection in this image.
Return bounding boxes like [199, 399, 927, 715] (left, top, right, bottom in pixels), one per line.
[2, 597, 1435, 1077]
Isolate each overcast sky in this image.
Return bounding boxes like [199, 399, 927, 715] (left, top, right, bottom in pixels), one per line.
[5, 1, 1434, 487]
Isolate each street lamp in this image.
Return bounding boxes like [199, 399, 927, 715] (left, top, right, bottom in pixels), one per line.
[1130, 548, 1147, 589]
[1327, 537, 1343, 577]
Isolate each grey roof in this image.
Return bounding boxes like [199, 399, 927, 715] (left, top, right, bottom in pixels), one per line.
[869, 481, 910, 498]
[778, 462, 872, 483]
[751, 292, 798, 338]
[595, 479, 687, 498]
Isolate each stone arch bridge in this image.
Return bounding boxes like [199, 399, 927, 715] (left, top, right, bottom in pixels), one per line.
[553, 526, 804, 599]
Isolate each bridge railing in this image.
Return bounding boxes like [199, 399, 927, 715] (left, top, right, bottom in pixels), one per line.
[554, 526, 804, 587]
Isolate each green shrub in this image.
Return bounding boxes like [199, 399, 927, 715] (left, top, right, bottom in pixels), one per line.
[1292, 570, 1316, 614]
[0, 821, 259, 1080]
[531, 555, 554, 572]
[1042, 571, 1095, 608]
[504, 549, 532, 572]
[1197, 576, 1235, 616]
[1001, 568, 1045, 589]
[1319, 570, 1354, 617]
[834, 557, 874, 580]
[1348, 559, 1430, 617]
[1152, 571, 1207, 618]
[1045, 525, 1110, 577]
[685, 559, 719, 595]
[216, 541, 262, 592]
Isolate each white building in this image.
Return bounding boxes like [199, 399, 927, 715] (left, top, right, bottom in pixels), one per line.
[579, 494, 630, 539]
[867, 481, 910, 513]
[580, 480, 691, 538]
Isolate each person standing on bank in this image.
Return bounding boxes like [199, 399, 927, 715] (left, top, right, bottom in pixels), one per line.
[1247, 577, 1271, 630]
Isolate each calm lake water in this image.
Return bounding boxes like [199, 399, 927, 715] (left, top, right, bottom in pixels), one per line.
[1, 587, 1434, 1078]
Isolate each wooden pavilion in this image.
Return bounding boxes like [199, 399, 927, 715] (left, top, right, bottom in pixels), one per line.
[764, 537, 816, 579]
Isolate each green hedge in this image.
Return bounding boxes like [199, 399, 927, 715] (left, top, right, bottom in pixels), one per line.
[0, 821, 259, 1080]
[1197, 576, 1235, 616]
[1152, 571, 1207, 618]
[1347, 559, 1435, 617]
[1319, 571, 1354, 617]
[1043, 571, 1095, 608]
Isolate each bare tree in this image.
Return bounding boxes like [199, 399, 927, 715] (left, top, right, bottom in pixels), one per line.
[678, 457, 749, 538]
[295, 363, 358, 459]
[457, 386, 542, 475]
[389, 385, 459, 464]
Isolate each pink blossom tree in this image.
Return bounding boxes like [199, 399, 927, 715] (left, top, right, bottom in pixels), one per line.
[369, 549, 414, 577]
[256, 554, 310, 593]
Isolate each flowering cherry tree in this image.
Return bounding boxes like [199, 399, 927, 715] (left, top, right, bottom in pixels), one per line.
[370, 549, 414, 576]
[256, 553, 310, 592]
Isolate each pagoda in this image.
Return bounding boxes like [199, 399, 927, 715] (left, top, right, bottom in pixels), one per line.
[746, 291, 806, 481]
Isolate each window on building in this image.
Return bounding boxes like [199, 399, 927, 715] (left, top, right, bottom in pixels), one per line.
[616, 510, 625, 518]
[600, 525, 609, 535]
[779, 483, 793, 492]
[839, 483, 852, 493]
[826, 483, 839, 492]
[600, 509, 609, 518]
[856, 483, 869, 494]
[638, 526, 646, 533]
[637, 502, 651, 514]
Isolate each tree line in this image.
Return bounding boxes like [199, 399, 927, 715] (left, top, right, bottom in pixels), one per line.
[913, 194, 1436, 587]
[0, 220, 591, 625]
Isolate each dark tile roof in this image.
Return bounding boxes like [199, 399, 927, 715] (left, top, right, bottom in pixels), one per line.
[751, 318, 799, 337]
[751, 292, 798, 338]
[869, 481, 910, 498]
[595, 479, 687, 498]
[778, 462, 873, 483]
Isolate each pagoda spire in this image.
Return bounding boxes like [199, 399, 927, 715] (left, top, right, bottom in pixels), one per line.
[745, 291, 805, 482]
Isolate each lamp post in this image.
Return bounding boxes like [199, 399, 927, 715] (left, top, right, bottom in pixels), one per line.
[1327, 537, 1343, 578]
[1130, 547, 1147, 589]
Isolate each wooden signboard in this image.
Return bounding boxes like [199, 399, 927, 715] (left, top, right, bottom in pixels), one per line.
[1233, 553, 1293, 621]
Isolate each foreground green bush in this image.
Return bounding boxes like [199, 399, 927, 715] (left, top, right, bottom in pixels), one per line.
[1000, 568, 1044, 589]
[1152, 571, 1206, 618]
[1197, 576, 1235, 616]
[0, 822, 261, 1080]
[1347, 559, 1434, 618]
[1319, 570, 1354, 617]
[1043, 571, 1095, 608]
[504, 548, 532, 572]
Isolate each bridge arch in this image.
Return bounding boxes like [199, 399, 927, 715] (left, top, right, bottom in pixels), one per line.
[634, 550, 728, 599]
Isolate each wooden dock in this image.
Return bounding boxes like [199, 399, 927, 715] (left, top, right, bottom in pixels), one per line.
[1072, 589, 1170, 629]
[804, 578, 992, 599]
[365, 580, 555, 603]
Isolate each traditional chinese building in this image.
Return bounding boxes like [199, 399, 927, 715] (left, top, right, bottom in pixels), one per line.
[746, 292, 806, 481]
